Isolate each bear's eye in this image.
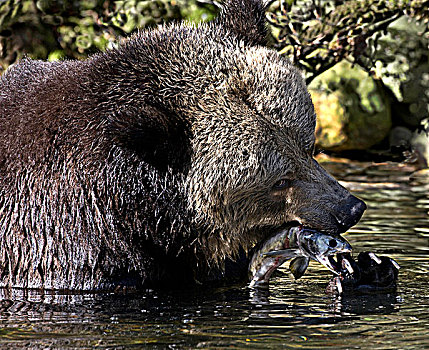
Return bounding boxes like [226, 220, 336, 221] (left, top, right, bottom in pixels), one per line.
[272, 179, 290, 191]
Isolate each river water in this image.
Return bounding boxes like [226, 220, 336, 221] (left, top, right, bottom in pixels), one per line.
[0, 158, 428, 349]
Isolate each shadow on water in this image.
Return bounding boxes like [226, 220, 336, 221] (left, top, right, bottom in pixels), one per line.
[0, 159, 428, 348]
[0, 284, 405, 349]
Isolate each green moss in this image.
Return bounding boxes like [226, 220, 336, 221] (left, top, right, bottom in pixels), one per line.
[309, 61, 392, 151]
[48, 49, 65, 61]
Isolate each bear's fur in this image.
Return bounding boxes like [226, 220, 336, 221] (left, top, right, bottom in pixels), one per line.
[0, 0, 366, 290]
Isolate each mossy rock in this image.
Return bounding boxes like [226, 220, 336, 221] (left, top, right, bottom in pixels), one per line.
[309, 61, 392, 151]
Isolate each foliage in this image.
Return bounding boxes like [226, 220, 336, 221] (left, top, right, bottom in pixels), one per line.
[266, 0, 429, 84]
[0, 0, 218, 73]
[374, 16, 429, 127]
[2, 0, 428, 80]
[267, 0, 429, 134]
[1, 0, 428, 129]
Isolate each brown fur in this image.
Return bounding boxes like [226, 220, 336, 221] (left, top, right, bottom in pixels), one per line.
[0, 0, 365, 290]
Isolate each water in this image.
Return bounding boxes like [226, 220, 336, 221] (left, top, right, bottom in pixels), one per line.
[0, 158, 428, 349]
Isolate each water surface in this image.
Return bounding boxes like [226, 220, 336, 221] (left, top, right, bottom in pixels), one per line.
[0, 159, 428, 349]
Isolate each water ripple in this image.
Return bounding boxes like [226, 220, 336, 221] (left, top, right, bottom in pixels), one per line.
[0, 160, 428, 348]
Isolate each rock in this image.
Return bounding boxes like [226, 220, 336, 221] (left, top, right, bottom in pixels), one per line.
[411, 118, 429, 168]
[309, 61, 392, 151]
[374, 16, 429, 129]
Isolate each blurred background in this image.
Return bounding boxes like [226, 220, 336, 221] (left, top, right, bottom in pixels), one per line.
[1, 0, 428, 166]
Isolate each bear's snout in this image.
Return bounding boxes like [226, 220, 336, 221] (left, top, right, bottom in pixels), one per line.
[332, 195, 367, 233]
[290, 161, 367, 235]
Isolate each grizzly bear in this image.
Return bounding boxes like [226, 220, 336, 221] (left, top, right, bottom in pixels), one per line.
[0, 0, 366, 290]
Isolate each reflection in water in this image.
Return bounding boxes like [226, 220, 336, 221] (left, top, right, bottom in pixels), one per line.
[0, 159, 428, 348]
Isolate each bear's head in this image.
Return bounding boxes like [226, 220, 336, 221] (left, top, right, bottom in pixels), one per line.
[108, 0, 366, 265]
[180, 0, 366, 261]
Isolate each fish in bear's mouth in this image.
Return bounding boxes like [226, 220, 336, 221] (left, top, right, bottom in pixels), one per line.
[248, 225, 352, 288]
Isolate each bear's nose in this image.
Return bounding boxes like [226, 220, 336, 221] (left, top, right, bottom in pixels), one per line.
[334, 195, 367, 233]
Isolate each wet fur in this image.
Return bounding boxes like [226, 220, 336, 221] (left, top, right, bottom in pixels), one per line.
[0, 0, 364, 290]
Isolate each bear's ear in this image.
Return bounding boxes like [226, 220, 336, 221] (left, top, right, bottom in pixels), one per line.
[216, 0, 268, 46]
[106, 104, 191, 172]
